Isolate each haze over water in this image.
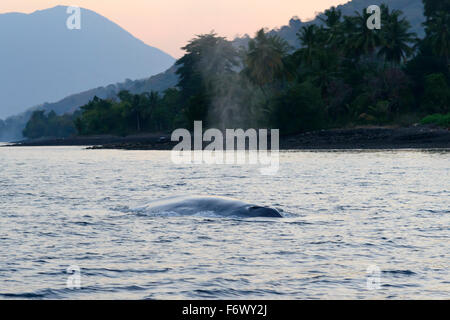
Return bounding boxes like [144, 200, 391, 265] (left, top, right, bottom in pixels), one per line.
[0, 146, 448, 299]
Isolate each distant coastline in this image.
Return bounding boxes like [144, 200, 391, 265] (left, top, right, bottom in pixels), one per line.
[6, 125, 450, 150]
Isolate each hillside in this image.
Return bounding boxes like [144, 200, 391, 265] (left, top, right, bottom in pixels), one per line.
[0, 66, 178, 141]
[0, 6, 175, 119]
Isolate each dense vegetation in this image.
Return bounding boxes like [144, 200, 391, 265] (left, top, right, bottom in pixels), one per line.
[23, 1, 449, 139]
[421, 113, 450, 127]
[22, 110, 78, 139]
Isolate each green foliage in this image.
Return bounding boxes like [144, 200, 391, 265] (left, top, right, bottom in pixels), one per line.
[296, 25, 325, 67]
[350, 92, 372, 118]
[378, 7, 417, 64]
[243, 29, 292, 90]
[406, 50, 449, 94]
[368, 100, 390, 123]
[176, 33, 239, 93]
[22, 110, 76, 139]
[184, 93, 210, 130]
[271, 81, 325, 134]
[421, 73, 450, 113]
[346, 10, 383, 59]
[421, 0, 450, 70]
[423, 0, 450, 20]
[175, 32, 240, 125]
[420, 113, 450, 127]
[75, 89, 183, 136]
[152, 88, 183, 131]
[424, 10, 450, 63]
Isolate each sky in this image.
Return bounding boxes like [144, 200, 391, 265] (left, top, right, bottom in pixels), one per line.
[0, 0, 349, 58]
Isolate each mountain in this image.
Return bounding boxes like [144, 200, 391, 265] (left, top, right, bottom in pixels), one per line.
[30, 65, 179, 116]
[235, 0, 425, 49]
[0, 66, 178, 141]
[0, 5, 175, 119]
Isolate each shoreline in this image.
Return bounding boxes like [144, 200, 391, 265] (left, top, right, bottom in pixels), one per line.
[4, 125, 450, 150]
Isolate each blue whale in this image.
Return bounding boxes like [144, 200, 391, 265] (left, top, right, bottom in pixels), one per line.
[140, 196, 282, 218]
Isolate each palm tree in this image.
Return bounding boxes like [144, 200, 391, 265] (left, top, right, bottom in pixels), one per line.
[319, 7, 342, 29]
[423, 0, 450, 19]
[243, 29, 291, 96]
[378, 9, 417, 65]
[143, 91, 160, 130]
[345, 10, 383, 60]
[118, 90, 148, 132]
[296, 25, 324, 66]
[424, 10, 450, 65]
[319, 7, 343, 49]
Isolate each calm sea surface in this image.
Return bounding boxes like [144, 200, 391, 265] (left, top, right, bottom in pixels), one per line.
[0, 145, 449, 299]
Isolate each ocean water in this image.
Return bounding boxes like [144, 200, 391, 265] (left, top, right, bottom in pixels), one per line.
[0, 146, 449, 299]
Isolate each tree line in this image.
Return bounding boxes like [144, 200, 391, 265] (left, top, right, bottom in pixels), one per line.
[23, 1, 449, 139]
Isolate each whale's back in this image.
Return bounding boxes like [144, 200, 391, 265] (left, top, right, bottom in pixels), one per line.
[140, 196, 282, 218]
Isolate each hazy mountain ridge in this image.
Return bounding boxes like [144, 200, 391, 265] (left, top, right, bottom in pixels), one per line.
[0, 66, 178, 140]
[34, 65, 178, 116]
[0, 5, 175, 119]
[235, 0, 425, 49]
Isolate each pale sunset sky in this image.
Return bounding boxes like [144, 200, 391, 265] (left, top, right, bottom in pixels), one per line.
[0, 0, 349, 57]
